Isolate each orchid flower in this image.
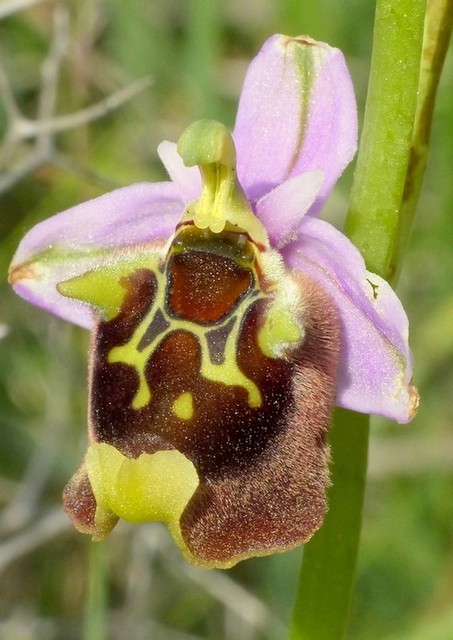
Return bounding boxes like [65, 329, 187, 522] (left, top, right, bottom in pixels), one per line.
[9, 34, 418, 569]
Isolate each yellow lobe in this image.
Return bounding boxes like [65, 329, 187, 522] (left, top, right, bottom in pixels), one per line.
[57, 247, 162, 321]
[86, 443, 199, 526]
[258, 304, 303, 358]
[58, 268, 127, 321]
[256, 253, 305, 358]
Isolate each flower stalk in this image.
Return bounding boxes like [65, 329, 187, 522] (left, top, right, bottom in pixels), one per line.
[290, 410, 369, 640]
[83, 540, 108, 640]
[345, 0, 426, 281]
[393, 0, 453, 281]
[290, 1, 449, 638]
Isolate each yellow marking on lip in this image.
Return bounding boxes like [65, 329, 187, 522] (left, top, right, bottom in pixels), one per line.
[106, 243, 306, 412]
[132, 375, 152, 410]
[173, 391, 195, 420]
[200, 315, 262, 408]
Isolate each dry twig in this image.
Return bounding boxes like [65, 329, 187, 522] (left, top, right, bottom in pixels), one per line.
[0, 2, 152, 194]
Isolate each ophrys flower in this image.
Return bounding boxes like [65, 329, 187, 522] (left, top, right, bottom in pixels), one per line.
[9, 35, 418, 568]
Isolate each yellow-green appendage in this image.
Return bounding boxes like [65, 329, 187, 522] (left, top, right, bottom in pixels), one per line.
[86, 443, 199, 552]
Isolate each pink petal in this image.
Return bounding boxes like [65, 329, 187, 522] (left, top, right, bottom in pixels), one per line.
[158, 141, 201, 203]
[283, 217, 418, 423]
[233, 34, 357, 206]
[255, 171, 324, 247]
[9, 182, 184, 328]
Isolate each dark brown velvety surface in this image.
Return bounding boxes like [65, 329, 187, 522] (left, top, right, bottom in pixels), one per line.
[181, 274, 340, 563]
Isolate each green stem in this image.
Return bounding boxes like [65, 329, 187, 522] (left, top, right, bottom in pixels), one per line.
[290, 1, 428, 639]
[391, 0, 453, 280]
[185, 0, 222, 119]
[289, 410, 369, 640]
[345, 0, 426, 280]
[83, 541, 108, 640]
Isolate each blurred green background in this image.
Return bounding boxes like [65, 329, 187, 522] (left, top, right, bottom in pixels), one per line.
[0, 1, 452, 639]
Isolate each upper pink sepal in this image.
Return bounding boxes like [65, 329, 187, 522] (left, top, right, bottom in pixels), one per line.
[233, 34, 357, 209]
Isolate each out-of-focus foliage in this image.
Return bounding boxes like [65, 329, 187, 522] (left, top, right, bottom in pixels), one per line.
[0, 1, 452, 639]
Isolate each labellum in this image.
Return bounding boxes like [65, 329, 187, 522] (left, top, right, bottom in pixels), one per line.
[60, 121, 340, 568]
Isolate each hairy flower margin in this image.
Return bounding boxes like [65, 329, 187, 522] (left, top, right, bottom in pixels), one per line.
[9, 34, 418, 569]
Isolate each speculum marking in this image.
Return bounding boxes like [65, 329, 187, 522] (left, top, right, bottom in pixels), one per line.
[106, 230, 266, 411]
[205, 317, 236, 365]
[137, 309, 170, 352]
